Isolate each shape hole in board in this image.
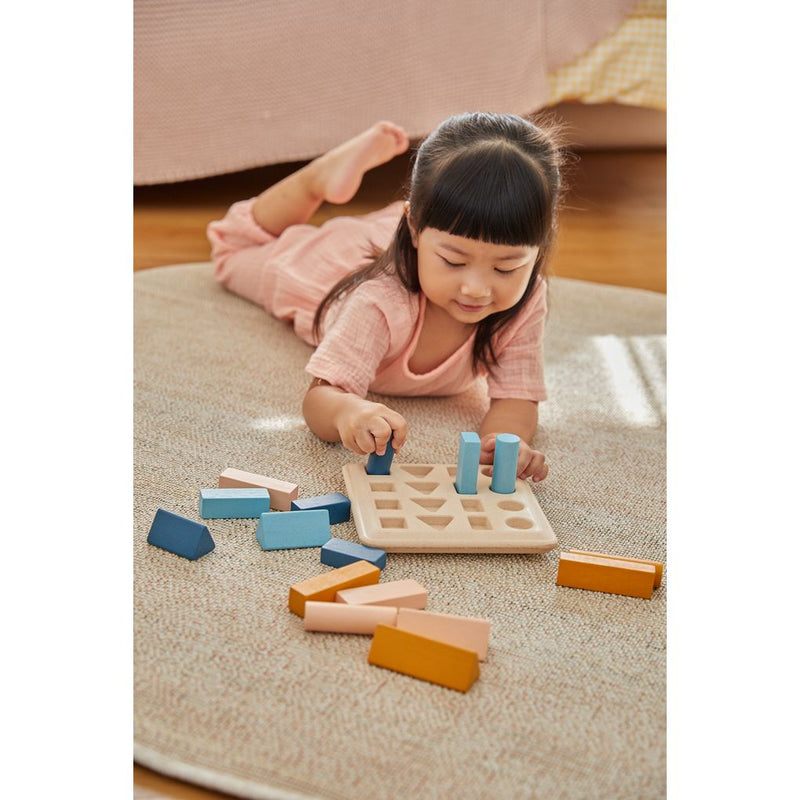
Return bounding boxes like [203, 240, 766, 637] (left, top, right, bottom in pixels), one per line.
[416, 515, 454, 530]
[446, 466, 457, 477]
[410, 497, 446, 511]
[506, 516, 534, 529]
[380, 517, 407, 529]
[400, 465, 434, 477]
[469, 516, 491, 530]
[498, 500, 525, 511]
[370, 482, 395, 492]
[407, 481, 438, 495]
[375, 499, 400, 509]
[460, 498, 484, 511]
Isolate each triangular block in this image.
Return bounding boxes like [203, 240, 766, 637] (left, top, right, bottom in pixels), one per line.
[146, 508, 215, 560]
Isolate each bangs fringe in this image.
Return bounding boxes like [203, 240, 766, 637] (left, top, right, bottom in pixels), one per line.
[418, 144, 550, 247]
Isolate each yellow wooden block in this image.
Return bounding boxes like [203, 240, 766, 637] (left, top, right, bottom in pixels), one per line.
[368, 624, 480, 693]
[556, 552, 656, 599]
[289, 560, 380, 617]
[569, 548, 663, 588]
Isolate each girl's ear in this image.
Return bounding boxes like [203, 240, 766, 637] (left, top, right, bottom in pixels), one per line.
[403, 201, 419, 248]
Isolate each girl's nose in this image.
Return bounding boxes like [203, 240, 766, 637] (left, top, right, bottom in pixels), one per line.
[461, 282, 490, 298]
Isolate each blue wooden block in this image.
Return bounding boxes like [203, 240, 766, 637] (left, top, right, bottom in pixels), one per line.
[321, 537, 387, 570]
[256, 509, 330, 550]
[146, 508, 215, 560]
[490, 433, 520, 494]
[199, 488, 271, 519]
[366, 435, 395, 475]
[291, 491, 351, 524]
[454, 431, 481, 494]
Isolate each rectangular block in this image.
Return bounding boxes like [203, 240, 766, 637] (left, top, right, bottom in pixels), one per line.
[556, 552, 656, 599]
[335, 578, 427, 609]
[303, 601, 397, 634]
[289, 560, 381, 617]
[291, 492, 351, 524]
[321, 537, 387, 570]
[219, 467, 299, 511]
[395, 608, 491, 661]
[569, 549, 663, 588]
[256, 509, 330, 551]
[368, 624, 480, 693]
[146, 508, 215, 561]
[455, 431, 481, 494]
[366, 436, 394, 475]
[199, 488, 270, 519]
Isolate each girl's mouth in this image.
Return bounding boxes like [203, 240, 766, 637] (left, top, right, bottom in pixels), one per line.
[456, 302, 489, 313]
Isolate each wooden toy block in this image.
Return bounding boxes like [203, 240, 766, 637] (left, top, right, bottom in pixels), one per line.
[455, 431, 481, 494]
[256, 509, 330, 551]
[219, 467, 298, 511]
[303, 601, 397, 634]
[368, 624, 480, 693]
[366, 436, 394, 475]
[490, 433, 520, 494]
[341, 462, 556, 553]
[335, 578, 427, 609]
[198, 488, 270, 519]
[291, 491, 351, 524]
[568, 549, 663, 588]
[320, 537, 387, 570]
[556, 552, 657, 599]
[146, 508, 215, 561]
[288, 560, 380, 617]
[395, 608, 491, 661]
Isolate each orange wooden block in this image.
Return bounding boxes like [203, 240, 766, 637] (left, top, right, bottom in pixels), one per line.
[368, 624, 480, 693]
[219, 467, 299, 511]
[288, 560, 380, 617]
[556, 552, 656, 599]
[568, 548, 663, 588]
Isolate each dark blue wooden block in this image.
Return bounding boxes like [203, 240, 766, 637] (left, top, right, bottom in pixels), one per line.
[291, 491, 351, 524]
[146, 508, 215, 560]
[321, 537, 387, 570]
[366, 436, 395, 475]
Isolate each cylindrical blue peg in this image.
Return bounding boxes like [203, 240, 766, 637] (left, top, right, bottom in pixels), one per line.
[490, 433, 520, 494]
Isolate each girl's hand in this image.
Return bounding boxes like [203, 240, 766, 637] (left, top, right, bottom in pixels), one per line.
[480, 434, 549, 483]
[335, 398, 408, 457]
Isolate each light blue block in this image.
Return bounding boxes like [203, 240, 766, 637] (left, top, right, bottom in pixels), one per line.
[256, 509, 331, 550]
[291, 492, 351, 524]
[321, 537, 387, 570]
[199, 488, 271, 519]
[366, 435, 395, 475]
[490, 433, 520, 494]
[454, 431, 481, 494]
[146, 508, 215, 560]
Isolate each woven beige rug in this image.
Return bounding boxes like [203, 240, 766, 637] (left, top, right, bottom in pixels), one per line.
[134, 263, 666, 799]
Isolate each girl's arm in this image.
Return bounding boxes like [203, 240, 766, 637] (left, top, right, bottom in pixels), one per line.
[302, 379, 408, 456]
[478, 398, 548, 482]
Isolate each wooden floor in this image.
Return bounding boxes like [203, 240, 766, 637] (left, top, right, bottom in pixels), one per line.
[134, 149, 665, 293]
[133, 146, 665, 800]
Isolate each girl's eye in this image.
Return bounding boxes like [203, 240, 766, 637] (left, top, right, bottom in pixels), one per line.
[495, 268, 519, 275]
[441, 257, 465, 267]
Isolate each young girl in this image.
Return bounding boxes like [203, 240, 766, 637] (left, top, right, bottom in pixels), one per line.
[207, 113, 563, 483]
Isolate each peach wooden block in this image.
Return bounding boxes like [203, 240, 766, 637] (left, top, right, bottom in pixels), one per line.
[368, 624, 480, 693]
[288, 560, 380, 617]
[568, 548, 663, 588]
[219, 467, 299, 511]
[303, 602, 398, 634]
[395, 608, 491, 661]
[556, 552, 656, 599]
[335, 578, 427, 609]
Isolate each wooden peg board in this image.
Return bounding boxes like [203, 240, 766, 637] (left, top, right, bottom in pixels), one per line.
[341, 462, 557, 553]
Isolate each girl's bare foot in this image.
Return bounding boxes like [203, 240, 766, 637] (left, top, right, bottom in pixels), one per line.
[312, 122, 409, 204]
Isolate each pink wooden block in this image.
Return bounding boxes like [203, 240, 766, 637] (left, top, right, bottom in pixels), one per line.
[335, 579, 427, 609]
[303, 602, 398, 634]
[395, 608, 491, 661]
[218, 467, 299, 511]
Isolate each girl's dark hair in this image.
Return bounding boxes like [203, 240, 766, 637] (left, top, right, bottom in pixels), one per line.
[312, 111, 565, 375]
